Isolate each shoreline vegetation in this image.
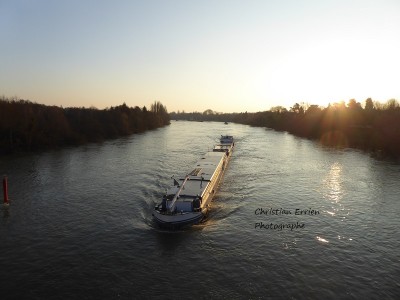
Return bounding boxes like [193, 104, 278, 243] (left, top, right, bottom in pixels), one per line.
[2, 97, 399, 158]
[170, 98, 400, 158]
[0, 97, 169, 154]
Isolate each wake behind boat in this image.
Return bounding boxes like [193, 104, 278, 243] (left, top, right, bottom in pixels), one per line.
[153, 135, 234, 228]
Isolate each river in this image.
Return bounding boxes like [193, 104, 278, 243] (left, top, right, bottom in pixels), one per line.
[1, 121, 399, 299]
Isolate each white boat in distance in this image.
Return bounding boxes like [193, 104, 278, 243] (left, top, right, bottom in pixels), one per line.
[153, 135, 234, 228]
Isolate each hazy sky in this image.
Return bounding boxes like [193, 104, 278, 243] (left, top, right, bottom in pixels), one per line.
[1, 0, 399, 113]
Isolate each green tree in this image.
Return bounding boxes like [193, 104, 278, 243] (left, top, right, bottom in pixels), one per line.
[290, 103, 304, 114]
[270, 106, 287, 113]
[385, 99, 399, 110]
[203, 109, 214, 115]
[347, 99, 362, 110]
[365, 98, 374, 111]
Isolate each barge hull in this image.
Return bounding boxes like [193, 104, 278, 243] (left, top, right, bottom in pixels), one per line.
[153, 136, 234, 228]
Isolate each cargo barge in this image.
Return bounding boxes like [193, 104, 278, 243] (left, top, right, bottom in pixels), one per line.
[153, 136, 234, 228]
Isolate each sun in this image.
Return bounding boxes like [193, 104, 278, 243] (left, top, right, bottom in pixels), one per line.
[263, 36, 400, 110]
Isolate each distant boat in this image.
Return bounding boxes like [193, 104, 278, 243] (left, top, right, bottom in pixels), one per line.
[153, 135, 234, 228]
[219, 135, 234, 144]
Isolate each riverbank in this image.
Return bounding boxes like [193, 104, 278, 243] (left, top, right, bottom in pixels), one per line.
[234, 105, 400, 159]
[170, 100, 400, 158]
[0, 98, 170, 154]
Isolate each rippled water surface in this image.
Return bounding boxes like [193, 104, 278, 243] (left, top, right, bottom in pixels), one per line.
[1, 121, 400, 299]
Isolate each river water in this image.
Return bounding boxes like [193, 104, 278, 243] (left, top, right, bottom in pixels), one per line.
[1, 121, 399, 299]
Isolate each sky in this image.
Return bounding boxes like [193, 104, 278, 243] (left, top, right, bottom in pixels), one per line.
[1, 0, 400, 113]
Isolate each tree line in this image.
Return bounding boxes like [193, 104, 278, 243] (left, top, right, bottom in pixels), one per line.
[170, 98, 400, 158]
[170, 109, 237, 122]
[0, 97, 170, 153]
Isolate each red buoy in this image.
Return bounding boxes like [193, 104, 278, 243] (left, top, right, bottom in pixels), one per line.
[3, 175, 9, 204]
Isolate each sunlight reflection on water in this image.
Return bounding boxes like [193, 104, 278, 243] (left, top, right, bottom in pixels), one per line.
[323, 161, 343, 203]
[316, 236, 330, 243]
